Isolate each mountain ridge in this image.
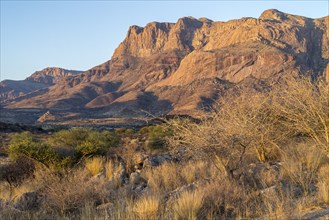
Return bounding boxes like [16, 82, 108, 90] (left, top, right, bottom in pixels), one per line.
[1, 9, 328, 122]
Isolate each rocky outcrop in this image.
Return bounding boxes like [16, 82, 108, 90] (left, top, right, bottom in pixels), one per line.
[2, 10, 328, 118]
[37, 111, 56, 123]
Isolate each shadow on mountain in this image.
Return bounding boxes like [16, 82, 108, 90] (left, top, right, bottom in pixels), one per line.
[104, 91, 173, 117]
[52, 81, 123, 110]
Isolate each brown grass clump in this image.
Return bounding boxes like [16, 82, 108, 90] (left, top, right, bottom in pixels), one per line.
[142, 162, 183, 193]
[85, 157, 104, 176]
[133, 195, 160, 220]
[173, 190, 203, 220]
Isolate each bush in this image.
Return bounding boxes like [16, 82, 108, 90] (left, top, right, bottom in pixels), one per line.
[39, 168, 109, 214]
[317, 164, 329, 204]
[49, 128, 120, 158]
[168, 92, 280, 179]
[144, 124, 173, 150]
[76, 130, 119, 157]
[272, 76, 329, 158]
[8, 132, 60, 167]
[0, 156, 35, 187]
[48, 128, 90, 148]
[281, 143, 322, 195]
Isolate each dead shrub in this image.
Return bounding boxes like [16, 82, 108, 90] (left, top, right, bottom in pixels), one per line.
[281, 143, 322, 195]
[272, 76, 329, 158]
[317, 163, 329, 204]
[39, 168, 108, 214]
[0, 156, 35, 187]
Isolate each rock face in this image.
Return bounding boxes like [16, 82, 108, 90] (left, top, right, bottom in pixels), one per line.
[2, 10, 329, 118]
[25, 67, 82, 85]
[0, 67, 82, 103]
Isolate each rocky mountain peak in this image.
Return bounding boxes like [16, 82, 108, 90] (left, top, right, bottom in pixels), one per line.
[259, 9, 288, 21]
[26, 67, 83, 85]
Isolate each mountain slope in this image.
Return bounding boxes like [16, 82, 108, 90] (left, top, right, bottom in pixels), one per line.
[3, 9, 329, 117]
[0, 68, 82, 102]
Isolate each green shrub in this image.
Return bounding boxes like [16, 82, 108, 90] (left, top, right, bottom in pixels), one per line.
[48, 128, 90, 148]
[8, 132, 60, 167]
[115, 128, 135, 137]
[49, 128, 120, 157]
[75, 130, 120, 157]
[144, 124, 173, 150]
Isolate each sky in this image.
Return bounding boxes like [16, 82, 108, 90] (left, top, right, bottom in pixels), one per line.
[1, 1, 328, 81]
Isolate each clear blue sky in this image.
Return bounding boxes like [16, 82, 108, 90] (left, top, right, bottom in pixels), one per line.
[1, 1, 328, 81]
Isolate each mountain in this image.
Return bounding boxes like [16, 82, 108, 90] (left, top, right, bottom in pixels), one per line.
[25, 67, 83, 85]
[0, 68, 82, 102]
[2, 9, 329, 121]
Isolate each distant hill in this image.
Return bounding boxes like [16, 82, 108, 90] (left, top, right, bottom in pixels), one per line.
[0, 68, 82, 102]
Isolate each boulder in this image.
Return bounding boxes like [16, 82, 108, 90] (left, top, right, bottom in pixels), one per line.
[130, 172, 146, 186]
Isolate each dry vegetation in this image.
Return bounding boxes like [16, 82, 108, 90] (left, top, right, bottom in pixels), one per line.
[0, 76, 329, 219]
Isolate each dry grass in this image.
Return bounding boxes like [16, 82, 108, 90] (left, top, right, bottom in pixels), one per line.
[39, 168, 109, 213]
[105, 159, 115, 180]
[85, 157, 104, 176]
[317, 164, 329, 204]
[281, 143, 322, 195]
[133, 195, 160, 220]
[142, 162, 183, 193]
[0, 181, 36, 203]
[173, 190, 203, 220]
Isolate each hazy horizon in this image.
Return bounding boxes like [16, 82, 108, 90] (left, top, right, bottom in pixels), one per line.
[1, 1, 328, 81]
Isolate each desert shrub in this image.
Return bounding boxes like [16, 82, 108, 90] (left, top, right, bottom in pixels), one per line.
[75, 131, 110, 157]
[139, 126, 150, 135]
[272, 76, 329, 158]
[8, 132, 60, 167]
[317, 164, 329, 204]
[168, 92, 281, 179]
[115, 128, 135, 137]
[101, 130, 120, 148]
[48, 128, 90, 148]
[201, 179, 247, 219]
[49, 128, 119, 158]
[0, 156, 35, 187]
[40, 168, 108, 214]
[281, 143, 322, 195]
[144, 124, 173, 150]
